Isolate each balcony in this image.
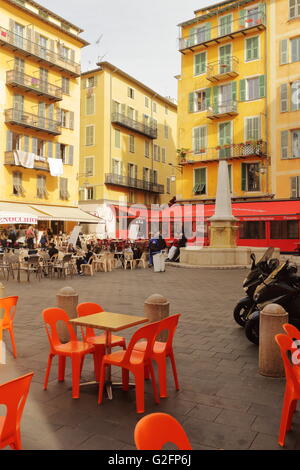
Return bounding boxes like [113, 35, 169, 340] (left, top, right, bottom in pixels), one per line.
[207, 100, 238, 120]
[6, 70, 62, 101]
[111, 113, 158, 140]
[5, 108, 61, 135]
[4, 151, 49, 172]
[179, 11, 266, 52]
[105, 174, 164, 194]
[179, 141, 267, 164]
[0, 26, 80, 77]
[207, 57, 239, 82]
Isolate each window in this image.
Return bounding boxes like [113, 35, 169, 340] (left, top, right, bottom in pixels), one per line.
[290, 0, 300, 19]
[189, 89, 210, 113]
[85, 126, 94, 146]
[247, 77, 260, 100]
[291, 176, 300, 197]
[39, 35, 48, 59]
[127, 107, 134, 119]
[245, 36, 259, 61]
[59, 178, 69, 200]
[87, 76, 95, 88]
[12, 171, 24, 196]
[270, 221, 299, 239]
[128, 87, 135, 99]
[245, 117, 261, 141]
[112, 159, 122, 176]
[193, 126, 207, 154]
[61, 110, 68, 128]
[86, 94, 95, 115]
[164, 124, 169, 139]
[128, 163, 137, 181]
[189, 24, 211, 46]
[112, 100, 120, 114]
[244, 6, 261, 26]
[145, 141, 150, 158]
[154, 145, 160, 161]
[37, 139, 45, 157]
[37, 175, 47, 199]
[280, 39, 289, 65]
[281, 130, 289, 159]
[14, 57, 24, 72]
[219, 121, 232, 158]
[291, 81, 300, 110]
[194, 52, 206, 75]
[292, 130, 300, 158]
[291, 37, 300, 62]
[193, 168, 206, 195]
[62, 77, 70, 95]
[145, 97, 149, 108]
[129, 135, 135, 153]
[219, 14, 232, 36]
[152, 170, 158, 184]
[240, 76, 265, 101]
[60, 45, 69, 60]
[162, 148, 166, 163]
[280, 84, 289, 112]
[152, 102, 157, 113]
[85, 157, 94, 176]
[240, 221, 266, 239]
[86, 186, 94, 200]
[167, 177, 171, 194]
[143, 167, 150, 182]
[241, 163, 260, 191]
[13, 22, 24, 49]
[115, 130, 121, 148]
[219, 44, 232, 73]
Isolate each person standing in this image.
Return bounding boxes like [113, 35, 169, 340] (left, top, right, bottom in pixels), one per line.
[25, 226, 35, 250]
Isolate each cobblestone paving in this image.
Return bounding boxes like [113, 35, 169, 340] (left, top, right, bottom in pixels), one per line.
[0, 265, 298, 450]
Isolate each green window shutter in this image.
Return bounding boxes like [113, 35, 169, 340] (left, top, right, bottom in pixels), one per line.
[7, 130, 13, 151]
[241, 163, 247, 191]
[281, 130, 289, 159]
[188, 27, 195, 46]
[189, 92, 195, 112]
[195, 53, 206, 75]
[240, 79, 246, 101]
[259, 75, 265, 98]
[280, 84, 289, 112]
[205, 23, 211, 41]
[246, 38, 252, 61]
[205, 88, 211, 109]
[231, 81, 237, 103]
[280, 39, 288, 65]
[239, 9, 245, 27]
[213, 86, 219, 113]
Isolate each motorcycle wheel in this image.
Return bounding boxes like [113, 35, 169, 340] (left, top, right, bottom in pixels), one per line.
[233, 299, 252, 328]
[245, 315, 260, 345]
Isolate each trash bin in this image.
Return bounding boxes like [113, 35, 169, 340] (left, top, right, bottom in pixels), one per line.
[153, 251, 166, 273]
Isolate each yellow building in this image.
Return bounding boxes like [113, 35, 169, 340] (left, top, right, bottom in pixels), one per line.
[0, 0, 97, 234]
[177, 0, 270, 204]
[269, 0, 300, 199]
[79, 62, 177, 234]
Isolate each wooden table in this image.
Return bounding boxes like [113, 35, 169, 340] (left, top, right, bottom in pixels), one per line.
[70, 312, 148, 399]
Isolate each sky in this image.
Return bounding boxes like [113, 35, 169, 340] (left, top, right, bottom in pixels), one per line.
[37, 0, 217, 100]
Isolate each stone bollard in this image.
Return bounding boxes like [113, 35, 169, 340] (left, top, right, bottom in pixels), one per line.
[56, 287, 79, 344]
[144, 294, 170, 342]
[259, 304, 288, 378]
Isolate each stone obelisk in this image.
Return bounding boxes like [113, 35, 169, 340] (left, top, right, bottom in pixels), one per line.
[209, 160, 238, 248]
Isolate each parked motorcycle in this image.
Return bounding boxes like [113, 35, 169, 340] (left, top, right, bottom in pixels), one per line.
[233, 247, 279, 327]
[245, 260, 300, 345]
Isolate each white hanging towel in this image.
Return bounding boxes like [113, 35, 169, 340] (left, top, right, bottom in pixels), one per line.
[48, 158, 64, 177]
[13, 150, 35, 169]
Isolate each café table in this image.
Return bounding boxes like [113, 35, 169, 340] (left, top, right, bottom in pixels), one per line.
[69, 312, 148, 399]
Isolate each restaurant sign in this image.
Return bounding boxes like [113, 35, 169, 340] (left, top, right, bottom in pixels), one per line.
[0, 216, 38, 225]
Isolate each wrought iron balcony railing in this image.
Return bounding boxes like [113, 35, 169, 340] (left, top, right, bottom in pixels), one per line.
[179, 10, 266, 51]
[105, 173, 164, 194]
[207, 57, 239, 82]
[179, 141, 267, 164]
[111, 113, 158, 140]
[5, 151, 50, 171]
[5, 108, 61, 135]
[0, 26, 80, 77]
[207, 100, 238, 119]
[6, 70, 63, 101]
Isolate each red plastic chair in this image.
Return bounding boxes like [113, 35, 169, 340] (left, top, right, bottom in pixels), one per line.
[0, 373, 34, 450]
[0, 296, 18, 358]
[134, 314, 181, 398]
[275, 333, 300, 447]
[283, 323, 300, 341]
[43, 308, 96, 399]
[98, 322, 160, 413]
[134, 413, 192, 450]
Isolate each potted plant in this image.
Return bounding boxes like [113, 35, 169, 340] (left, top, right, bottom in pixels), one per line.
[177, 148, 189, 162]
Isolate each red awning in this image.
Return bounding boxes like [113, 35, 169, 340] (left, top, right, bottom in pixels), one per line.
[204, 200, 300, 221]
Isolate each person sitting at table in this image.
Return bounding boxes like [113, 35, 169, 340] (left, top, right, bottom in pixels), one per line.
[40, 231, 49, 249]
[76, 244, 94, 275]
[67, 243, 76, 254]
[48, 243, 59, 259]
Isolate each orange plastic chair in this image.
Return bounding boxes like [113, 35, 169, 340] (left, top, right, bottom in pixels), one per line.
[43, 308, 96, 399]
[283, 323, 300, 341]
[134, 314, 181, 398]
[134, 413, 192, 450]
[0, 373, 34, 450]
[0, 296, 18, 358]
[98, 322, 160, 413]
[275, 333, 300, 447]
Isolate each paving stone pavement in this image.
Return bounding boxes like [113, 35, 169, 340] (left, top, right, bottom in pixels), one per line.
[0, 265, 297, 450]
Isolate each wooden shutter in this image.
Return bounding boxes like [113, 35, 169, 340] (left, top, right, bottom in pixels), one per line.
[280, 84, 289, 112]
[259, 75, 265, 98]
[280, 39, 288, 65]
[6, 130, 13, 151]
[48, 142, 53, 158]
[70, 50, 75, 63]
[68, 146, 74, 165]
[291, 81, 299, 111]
[56, 108, 62, 124]
[195, 52, 206, 75]
[241, 163, 247, 191]
[291, 177, 298, 198]
[205, 88, 211, 109]
[56, 143, 61, 158]
[24, 136, 29, 152]
[188, 92, 195, 113]
[240, 79, 246, 101]
[32, 137, 38, 154]
[213, 86, 219, 113]
[69, 111, 74, 130]
[281, 130, 289, 159]
[205, 23, 211, 41]
[121, 103, 126, 115]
